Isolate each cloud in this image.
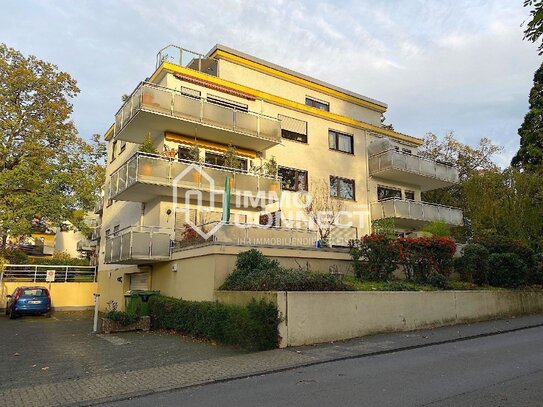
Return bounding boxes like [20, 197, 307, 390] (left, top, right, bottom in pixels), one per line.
[0, 0, 539, 167]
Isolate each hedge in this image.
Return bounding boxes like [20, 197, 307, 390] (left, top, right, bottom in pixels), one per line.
[148, 295, 280, 350]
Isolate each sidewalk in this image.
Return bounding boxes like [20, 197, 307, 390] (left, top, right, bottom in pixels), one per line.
[3, 314, 543, 407]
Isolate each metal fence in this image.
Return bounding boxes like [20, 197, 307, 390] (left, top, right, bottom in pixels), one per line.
[0, 265, 97, 283]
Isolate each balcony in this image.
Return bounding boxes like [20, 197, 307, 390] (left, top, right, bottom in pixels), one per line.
[91, 225, 101, 241]
[371, 198, 463, 229]
[113, 83, 281, 151]
[94, 198, 103, 215]
[109, 152, 281, 207]
[368, 150, 458, 191]
[77, 238, 97, 253]
[104, 226, 172, 265]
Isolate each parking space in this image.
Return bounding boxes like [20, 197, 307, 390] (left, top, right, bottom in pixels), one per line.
[0, 311, 248, 392]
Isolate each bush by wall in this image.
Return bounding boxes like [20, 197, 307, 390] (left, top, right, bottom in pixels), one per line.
[0, 248, 29, 264]
[222, 249, 349, 291]
[350, 234, 399, 281]
[474, 235, 535, 270]
[455, 244, 490, 285]
[148, 295, 280, 350]
[488, 253, 527, 288]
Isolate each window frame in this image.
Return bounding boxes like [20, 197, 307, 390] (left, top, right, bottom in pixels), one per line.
[330, 175, 356, 200]
[405, 190, 415, 200]
[329, 129, 354, 154]
[207, 94, 248, 112]
[278, 166, 308, 192]
[377, 185, 402, 201]
[305, 96, 329, 112]
[110, 140, 118, 162]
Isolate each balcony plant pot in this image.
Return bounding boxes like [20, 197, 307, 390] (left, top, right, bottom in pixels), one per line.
[140, 163, 153, 177]
[193, 171, 201, 184]
[101, 316, 150, 334]
[270, 181, 280, 193]
[142, 92, 154, 106]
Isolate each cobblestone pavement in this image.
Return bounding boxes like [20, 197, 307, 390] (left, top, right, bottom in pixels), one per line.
[2, 312, 543, 407]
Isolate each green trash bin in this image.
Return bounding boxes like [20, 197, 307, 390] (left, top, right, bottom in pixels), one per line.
[124, 290, 160, 316]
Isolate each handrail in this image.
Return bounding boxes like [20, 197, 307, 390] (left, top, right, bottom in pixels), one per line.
[373, 197, 462, 211]
[369, 149, 455, 168]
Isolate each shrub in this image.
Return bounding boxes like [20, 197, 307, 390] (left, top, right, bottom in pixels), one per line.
[421, 220, 453, 237]
[0, 248, 29, 264]
[222, 249, 349, 291]
[426, 272, 449, 289]
[475, 235, 535, 270]
[397, 237, 456, 283]
[31, 251, 89, 266]
[455, 244, 490, 285]
[148, 296, 279, 350]
[350, 234, 400, 281]
[104, 310, 139, 326]
[488, 253, 527, 288]
[528, 261, 543, 285]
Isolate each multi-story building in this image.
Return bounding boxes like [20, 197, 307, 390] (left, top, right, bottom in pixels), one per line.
[95, 44, 462, 308]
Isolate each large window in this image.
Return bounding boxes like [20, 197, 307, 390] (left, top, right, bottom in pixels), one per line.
[329, 130, 354, 154]
[178, 146, 194, 161]
[110, 140, 118, 162]
[278, 167, 308, 191]
[207, 95, 248, 112]
[278, 114, 308, 143]
[205, 151, 248, 171]
[405, 190, 415, 200]
[305, 97, 329, 111]
[330, 176, 355, 200]
[377, 186, 402, 201]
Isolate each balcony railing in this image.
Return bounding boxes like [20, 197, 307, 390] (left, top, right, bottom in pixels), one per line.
[109, 152, 281, 205]
[371, 198, 463, 227]
[156, 44, 219, 75]
[369, 150, 459, 191]
[94, 198, 104, 215]
[91, 225, 101, 241]
[113, 82, 281, 150]
[105, 226, 172, 264]
[77, 238, 97, 252]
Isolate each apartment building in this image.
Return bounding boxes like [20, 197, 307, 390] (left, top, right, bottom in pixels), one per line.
[94, 44, 462, 307]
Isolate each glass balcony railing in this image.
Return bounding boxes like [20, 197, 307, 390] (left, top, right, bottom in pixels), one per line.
[369, 150, 459, 190]
[104, 226, 172, 264]
[77, 239, 97, 252]
[113, 82, 281, 150]
[109, 152, 281, 204]
[371, 198, 463, 226]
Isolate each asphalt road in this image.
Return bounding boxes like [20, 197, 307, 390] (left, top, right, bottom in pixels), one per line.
[106, 325, 543, 407]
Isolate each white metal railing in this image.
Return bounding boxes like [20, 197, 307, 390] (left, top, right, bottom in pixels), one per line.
[77, 238, 97, 252]
[109, 152, 282, 201]
[371, 198, 463, 226]
[1, 265, 97, 283]
[369, 149, 459, 184]
[155, 44, 219, 74]
[94, 198, 103, 214]
[114, 82, 282, 143]
[105, 226, 172, 264]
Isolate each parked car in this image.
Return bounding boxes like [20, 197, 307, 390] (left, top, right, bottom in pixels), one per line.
[5, 287, 51, 319]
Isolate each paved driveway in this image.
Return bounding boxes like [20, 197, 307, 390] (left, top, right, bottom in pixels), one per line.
[0, 311, 247, 392]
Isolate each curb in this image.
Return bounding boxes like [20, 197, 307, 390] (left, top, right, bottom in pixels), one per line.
[73, 320, 543, 407]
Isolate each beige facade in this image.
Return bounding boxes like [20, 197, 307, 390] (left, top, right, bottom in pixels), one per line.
[95, 44, 462, 307]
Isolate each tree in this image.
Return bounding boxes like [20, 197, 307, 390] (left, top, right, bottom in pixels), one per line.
[0, 44, 105, 247]
[523, 0, 543, 55]
[299, 179, 345, 244]
[511, 62, 543, 172]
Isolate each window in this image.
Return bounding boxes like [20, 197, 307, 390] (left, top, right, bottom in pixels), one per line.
[329, 130, 354, 154]
[402, 148, 412, 155]
[330, 176, 355, 200]
[305, 97, 329, 111]
[205, 151, 248, 171]
[377, 186, 402, 201]
[278, 115, 308, 143]
[105, 229, 111, 238]
[180, 86, 201, 99]
[178, 146, 194, 161]
[113, 225, 120, 236]
[207, 95, 248, 112]
[405, 190, 415, 200]
[120, 141, 126, 154]
[278, 167, 308, 191]
[111, 140, 118, 162]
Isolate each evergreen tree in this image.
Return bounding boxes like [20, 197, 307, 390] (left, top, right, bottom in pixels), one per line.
[511, 62, 543, 172]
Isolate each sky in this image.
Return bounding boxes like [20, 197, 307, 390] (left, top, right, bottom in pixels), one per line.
[1, 0, 540, 168]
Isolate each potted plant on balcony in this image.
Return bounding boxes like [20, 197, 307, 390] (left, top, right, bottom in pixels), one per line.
[264, 156, 280, 193]
[187, 143, 202, 183]
[139, 133, 158, 177]
[224, 144, 242, 189]
[101, 300, 150, 334]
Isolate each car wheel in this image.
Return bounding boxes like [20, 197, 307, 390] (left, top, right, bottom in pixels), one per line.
[44, 312, 52, 318]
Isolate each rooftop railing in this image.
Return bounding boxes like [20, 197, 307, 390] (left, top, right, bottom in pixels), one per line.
[114, 82, 281, 144]
[156, 45, 219, 75]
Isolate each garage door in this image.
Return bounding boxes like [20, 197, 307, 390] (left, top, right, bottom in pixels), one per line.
[130, 273, 149, 291]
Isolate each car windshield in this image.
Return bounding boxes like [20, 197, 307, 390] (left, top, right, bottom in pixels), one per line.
[21, 288, 48, 297]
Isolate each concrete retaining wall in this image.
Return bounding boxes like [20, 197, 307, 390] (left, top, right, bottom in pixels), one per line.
[1, 282, 98, 311]
[216, 290, 543, 347]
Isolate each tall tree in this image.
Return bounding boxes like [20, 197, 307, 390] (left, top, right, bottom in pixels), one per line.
[0, 44, 105, 247]
[523, 0, 543, 54]
[511, 62, 543, 172]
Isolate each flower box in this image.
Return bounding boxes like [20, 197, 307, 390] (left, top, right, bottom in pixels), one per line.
[101, 316, 151, 334]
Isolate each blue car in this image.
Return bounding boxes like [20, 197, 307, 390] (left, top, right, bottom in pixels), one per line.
[5, 286, 52, 319]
